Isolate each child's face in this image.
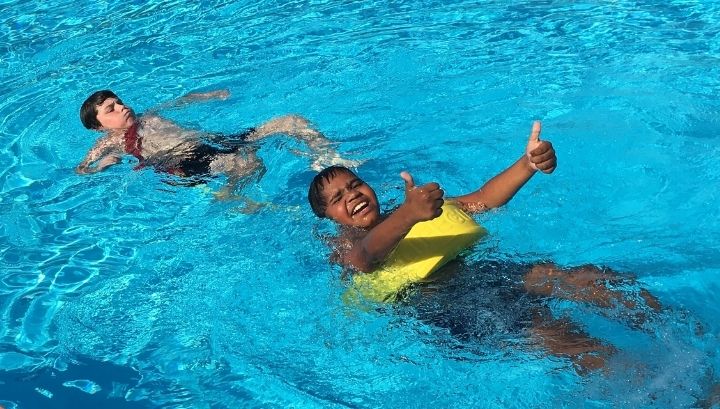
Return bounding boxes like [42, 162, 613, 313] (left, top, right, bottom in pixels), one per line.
[96, 97, 136, 130]
[322, 171, 381, 229]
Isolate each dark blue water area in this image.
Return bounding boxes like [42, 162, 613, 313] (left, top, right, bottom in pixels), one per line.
[0, 357, 149, 409]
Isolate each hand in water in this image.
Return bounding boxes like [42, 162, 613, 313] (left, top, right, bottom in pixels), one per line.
[97, 154, 121, 170]
[525, 121, 557, 173]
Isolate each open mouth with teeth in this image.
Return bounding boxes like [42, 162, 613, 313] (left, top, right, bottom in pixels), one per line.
[350, 201, 369, 217]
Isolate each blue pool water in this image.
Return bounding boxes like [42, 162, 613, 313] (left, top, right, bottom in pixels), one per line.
[2, 0, 720, 407]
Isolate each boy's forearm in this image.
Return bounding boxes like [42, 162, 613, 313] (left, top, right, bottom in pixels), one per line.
[75, 164, 91, 174]
[150, 90, 229, 112]
[180, 89, 229, 103]
[75, 162, 101, 174]
[456, 155, 536, 210]
[347, 207, 417, 272]
[76, 153, 120, 175]
[75, 155, 96, 174]
[478, 155, 536, 208]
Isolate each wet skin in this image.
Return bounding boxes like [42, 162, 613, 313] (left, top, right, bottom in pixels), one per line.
[95, 97, 136, 130]
[322, 171, 381, 229]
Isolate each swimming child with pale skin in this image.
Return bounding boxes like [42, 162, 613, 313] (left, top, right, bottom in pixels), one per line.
[308, 121, 662, 372]
[77, 89, 354, 195]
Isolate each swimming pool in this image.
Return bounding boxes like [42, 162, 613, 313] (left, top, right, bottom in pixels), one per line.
[1, 0, 719, 407]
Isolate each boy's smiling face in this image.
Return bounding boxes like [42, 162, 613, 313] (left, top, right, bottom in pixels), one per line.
[96, 97, 136, 130]
[322, 171, 381, 228]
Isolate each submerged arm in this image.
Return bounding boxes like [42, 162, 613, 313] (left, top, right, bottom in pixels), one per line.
[75, 135, 123, 174]
[147, 89, 230, 113]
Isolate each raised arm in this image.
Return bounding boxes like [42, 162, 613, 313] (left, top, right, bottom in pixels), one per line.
[345, 172, 444, 272]
[453, 121, 556, 212]
[75, 134, 123, 174]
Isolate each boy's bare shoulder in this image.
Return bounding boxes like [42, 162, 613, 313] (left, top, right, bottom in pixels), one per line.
[91, 131, 124, 152]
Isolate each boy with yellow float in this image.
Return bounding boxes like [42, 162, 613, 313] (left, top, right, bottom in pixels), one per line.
[308, 121, 661, 372]
[308, 121, 556, 292]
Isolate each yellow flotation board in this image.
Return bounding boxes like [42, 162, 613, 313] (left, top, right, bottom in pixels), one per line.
[347, 202, 486, 303]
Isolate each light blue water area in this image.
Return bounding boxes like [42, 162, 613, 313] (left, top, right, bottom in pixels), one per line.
[1, 0, 720, 408]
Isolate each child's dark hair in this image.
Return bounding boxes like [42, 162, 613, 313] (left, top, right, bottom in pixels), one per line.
[308, 166, 356, 218]
[80, 90, 119, 129]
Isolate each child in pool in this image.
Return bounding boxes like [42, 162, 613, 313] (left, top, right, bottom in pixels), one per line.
[308, 121, 661, 372]
[77, 89, 354, 195]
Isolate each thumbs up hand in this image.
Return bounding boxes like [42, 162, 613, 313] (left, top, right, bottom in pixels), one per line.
[399, 171, 444, 222]
[525, 121, 557, 174]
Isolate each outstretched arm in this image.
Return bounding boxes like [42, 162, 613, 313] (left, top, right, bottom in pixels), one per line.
[453, 121, 556, 212]
[345, 172, 444, 272]
[147, 89, 230, 113]
[76, 135, 123, 174]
